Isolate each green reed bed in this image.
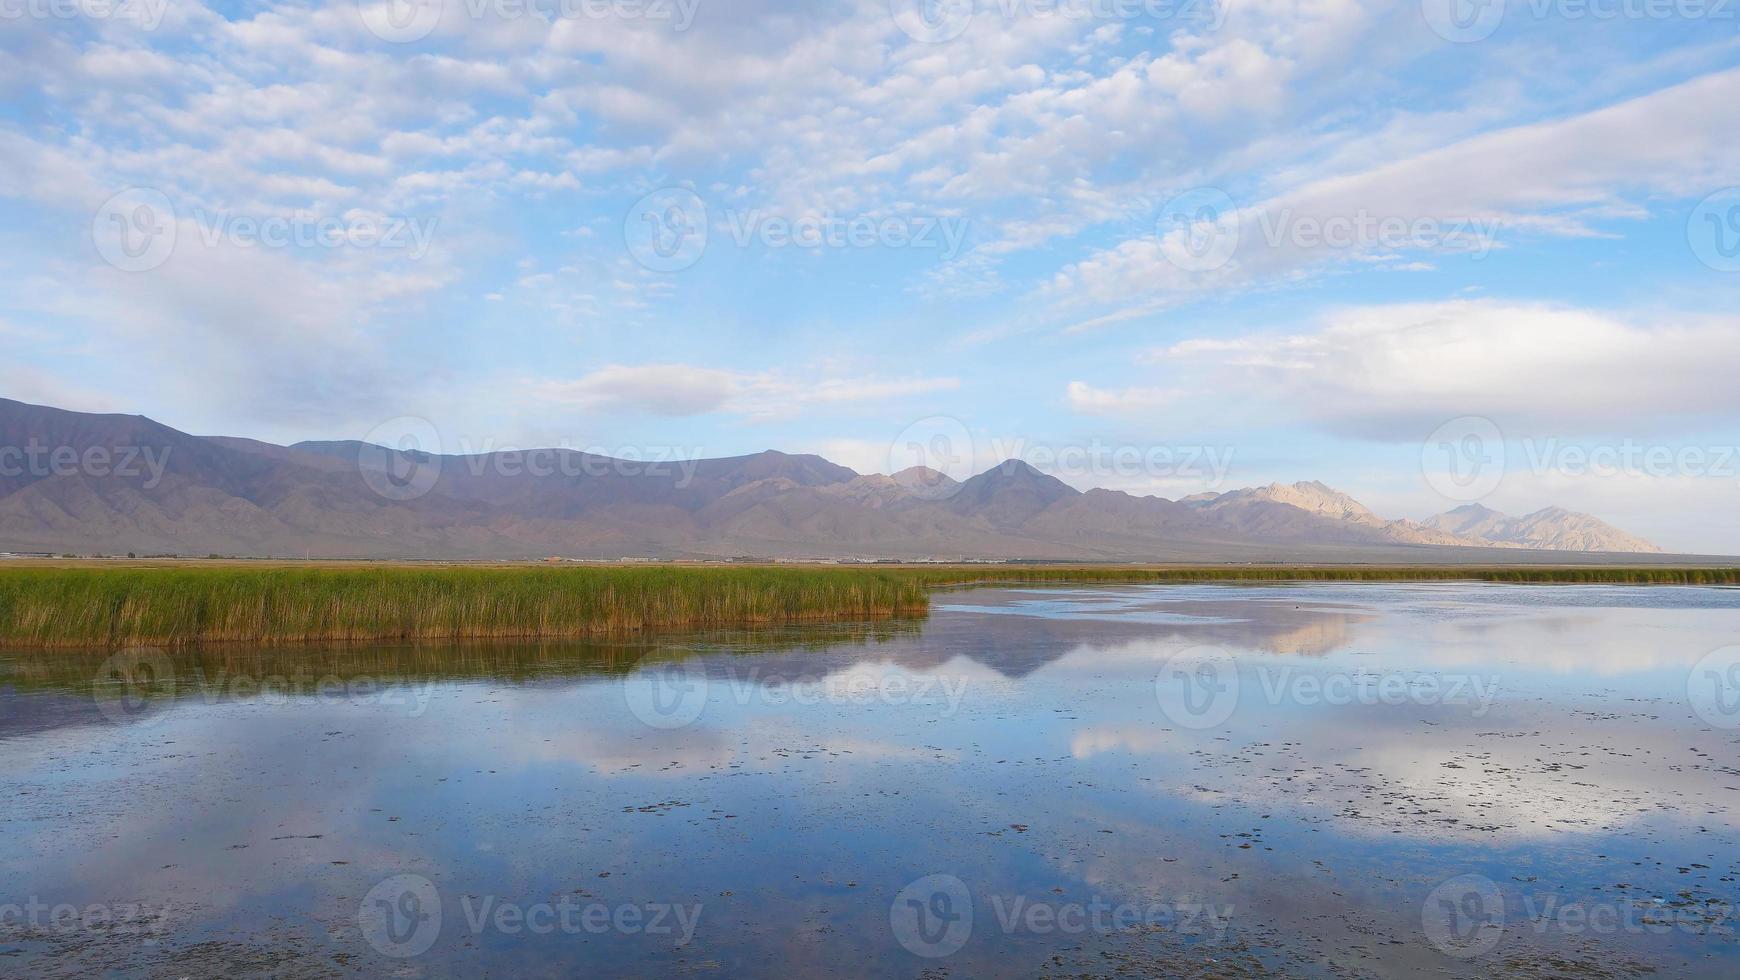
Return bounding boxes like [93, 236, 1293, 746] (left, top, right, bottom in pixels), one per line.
[0, 562, 1733, 648]
[0, 565, 930, 648]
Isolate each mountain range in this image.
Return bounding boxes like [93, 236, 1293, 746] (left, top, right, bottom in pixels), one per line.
[0, 397, 1668, 561]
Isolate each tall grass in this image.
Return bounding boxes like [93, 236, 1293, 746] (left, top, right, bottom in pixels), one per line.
[0, 565, 929, 648]
[0, 563, 1733, 648]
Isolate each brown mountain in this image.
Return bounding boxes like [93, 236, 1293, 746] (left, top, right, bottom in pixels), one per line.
[0, 398, 1672, 560]
[1424, 503, 1663, 554]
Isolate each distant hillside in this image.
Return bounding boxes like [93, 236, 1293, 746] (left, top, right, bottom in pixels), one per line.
[0, 398, 1670, 561]
[1425, 503, 1662, 555]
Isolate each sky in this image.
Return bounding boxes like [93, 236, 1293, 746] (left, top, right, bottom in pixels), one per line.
[3, 0, 1740, 552]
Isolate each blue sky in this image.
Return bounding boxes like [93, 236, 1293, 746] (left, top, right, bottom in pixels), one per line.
[3, 0, 1740, 551]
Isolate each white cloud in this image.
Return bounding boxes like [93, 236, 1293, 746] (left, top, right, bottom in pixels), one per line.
[1065, 381, 1178, 415]
[531, 364, 741, 416]
[530, 364, 958, 420]
[1136, 300, 1740, 439]
[1050, 67, 1740, 309]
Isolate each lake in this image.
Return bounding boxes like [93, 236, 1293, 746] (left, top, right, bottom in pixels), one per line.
[3, 582, 1738, 977]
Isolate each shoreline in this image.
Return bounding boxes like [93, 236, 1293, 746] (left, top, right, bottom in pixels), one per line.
[2, 562, 1737, 649]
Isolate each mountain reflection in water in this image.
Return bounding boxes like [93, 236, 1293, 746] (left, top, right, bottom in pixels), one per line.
[2, 582, 1737, 979]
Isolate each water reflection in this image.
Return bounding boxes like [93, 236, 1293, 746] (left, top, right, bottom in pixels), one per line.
[2, 583, 1737, 978]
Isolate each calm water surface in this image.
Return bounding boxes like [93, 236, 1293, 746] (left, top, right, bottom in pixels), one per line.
[3, 583, 1739, 977]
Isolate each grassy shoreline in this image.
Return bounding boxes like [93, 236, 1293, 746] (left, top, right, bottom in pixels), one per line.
[1, 562, 1736, 648]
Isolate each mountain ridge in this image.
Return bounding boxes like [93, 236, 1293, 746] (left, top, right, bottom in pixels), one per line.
[0, 398, 1669, 560]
